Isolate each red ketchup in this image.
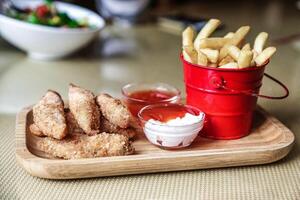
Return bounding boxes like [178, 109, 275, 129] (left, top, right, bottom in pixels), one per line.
[140, 104, 199, 123]
[129, 90, 174, 102]
[124, 90, 178, 117]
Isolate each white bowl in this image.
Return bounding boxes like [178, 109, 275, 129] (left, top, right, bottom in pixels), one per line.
[143, 122, 204, 148]
[0, 0, 105, 60]
[139, 104, 205, 149]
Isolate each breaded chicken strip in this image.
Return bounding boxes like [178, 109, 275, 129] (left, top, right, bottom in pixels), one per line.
[69, 84, 100, 135]
[32, 90, 67, 139]
[101, 117, 136, 139]
[38, 132, 134, 159]
[65, 108, 83, 133]
[29, 124, 44, 137]
[66, 109, 135, 139]
[96, 93, 131, 128]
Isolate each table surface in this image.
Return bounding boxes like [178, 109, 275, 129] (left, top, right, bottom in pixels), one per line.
[1, 1, 300, 200]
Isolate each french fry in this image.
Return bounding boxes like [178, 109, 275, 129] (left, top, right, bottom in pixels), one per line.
[182, 26, 195, 47]
[199, 48, 219, 63]
[251, 50, 258, 64]
[219, 62, 238, 69]
[182, 46, 198, 64]
[224, 32, 234, 39]
[238, 50, 253, 68]
[228, 26, 250, 46]
[255, 47, 276, 66]
[219, 55, 235, 66]
[252, 50, 258, 58]
[219, 44, 230, 61]
[181, 19, 276, 69]
[197, 51, 208, 66]
[242, 43, 251, 51]
[194, 19, 221, 49]
[227, 45, 241, 61]
[197, 38, 230, 49]
[208, 63, 218, 68]
[254, 32, 268, 54]
[219, 27, 249, 60]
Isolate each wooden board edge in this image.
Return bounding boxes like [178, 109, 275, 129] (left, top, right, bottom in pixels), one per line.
[15, 132, 295, 179]
[15, 105, 295, 179]
[16, 141, 294, 180]
[256, 106, 295, 147]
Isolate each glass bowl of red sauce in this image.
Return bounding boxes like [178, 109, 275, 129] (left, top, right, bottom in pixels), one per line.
[138, 103, 205, 149]
[122, 83, 181, 117]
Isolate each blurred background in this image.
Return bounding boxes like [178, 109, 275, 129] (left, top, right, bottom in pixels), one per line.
[54, 0, 300, 33]
[0, 0, 299, 128]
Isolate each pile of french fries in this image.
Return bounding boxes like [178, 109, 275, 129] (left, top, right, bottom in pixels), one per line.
[182, 19, 276, 69]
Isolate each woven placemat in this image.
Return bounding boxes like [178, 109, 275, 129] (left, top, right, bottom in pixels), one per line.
[0, 114, 299, 200]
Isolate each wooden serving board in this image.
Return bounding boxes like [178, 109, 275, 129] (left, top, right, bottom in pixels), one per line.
[16, 105, 294, 179]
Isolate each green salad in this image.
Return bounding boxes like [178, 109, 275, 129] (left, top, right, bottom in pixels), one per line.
[5, 0, 91, 28]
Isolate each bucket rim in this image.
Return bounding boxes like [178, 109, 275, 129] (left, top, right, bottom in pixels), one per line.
[180, 53, 269, 72]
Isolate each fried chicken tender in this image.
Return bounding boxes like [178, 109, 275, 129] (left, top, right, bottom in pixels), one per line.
[69, 84, 100, 135]
[101, 117, 136, 139]
[96, 93, 131, 128]
[32, 90, 67, 139]
[37, 132, 134, 159]
[66, 108, 136, 139]
[29, 124, 44, 137]
[65, 108, 83, 133]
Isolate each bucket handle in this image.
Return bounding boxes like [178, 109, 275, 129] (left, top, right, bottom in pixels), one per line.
[213, 73, 289, 99]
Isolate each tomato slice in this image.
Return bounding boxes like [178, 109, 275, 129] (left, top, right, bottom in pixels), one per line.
[36, 5, 49, 18]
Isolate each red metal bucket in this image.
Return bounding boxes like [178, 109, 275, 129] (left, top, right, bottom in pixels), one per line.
[181, 54, 289, 139]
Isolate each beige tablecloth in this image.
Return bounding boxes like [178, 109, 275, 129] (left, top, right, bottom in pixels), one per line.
[0, 114, 299, 200]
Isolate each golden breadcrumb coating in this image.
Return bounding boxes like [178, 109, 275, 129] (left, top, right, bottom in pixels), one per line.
[101, 117, 136, 139]
[29, 124, 44, 137]
[32, 90, 67, 139]
[65, 108, 83, 133]
[68, 84, 100, 135]
[66, 109, 136, 139]
[37, 132, 134, 159]
[96, 93, 131, 128]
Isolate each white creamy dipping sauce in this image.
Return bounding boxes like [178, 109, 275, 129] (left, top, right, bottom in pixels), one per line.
[147, 113, 204, 126]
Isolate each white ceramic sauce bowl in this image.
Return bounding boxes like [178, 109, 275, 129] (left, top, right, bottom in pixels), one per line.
[0, 0, 105, 60]
[138, 104, 205, 148]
